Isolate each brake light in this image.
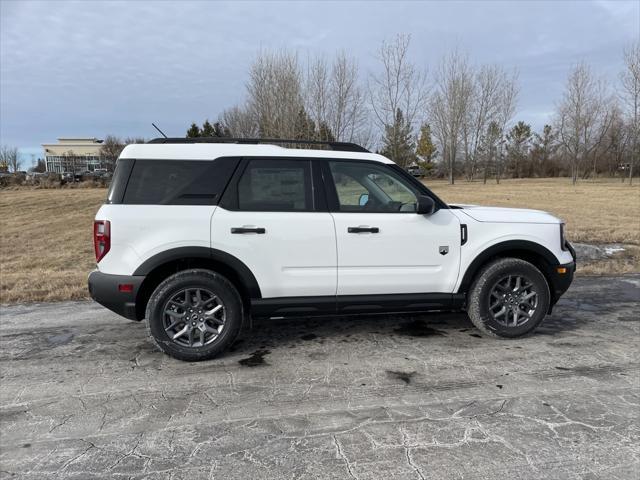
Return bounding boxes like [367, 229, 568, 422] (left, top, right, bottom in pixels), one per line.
[94, 220, 111, 262]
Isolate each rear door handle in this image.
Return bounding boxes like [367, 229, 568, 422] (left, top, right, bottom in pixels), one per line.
[348, 226, 379, 233]
[231, 227, 266, 234]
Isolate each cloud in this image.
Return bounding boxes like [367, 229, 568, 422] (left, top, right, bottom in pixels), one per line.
[1, 0, 638, 150]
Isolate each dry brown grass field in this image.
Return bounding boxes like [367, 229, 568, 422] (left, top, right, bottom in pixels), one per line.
[1, 178, 638, 304]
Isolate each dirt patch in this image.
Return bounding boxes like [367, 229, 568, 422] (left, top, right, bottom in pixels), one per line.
[387, 370, 416, 385]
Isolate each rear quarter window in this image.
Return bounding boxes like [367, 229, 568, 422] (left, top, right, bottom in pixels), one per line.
[121, 158, 239, 205]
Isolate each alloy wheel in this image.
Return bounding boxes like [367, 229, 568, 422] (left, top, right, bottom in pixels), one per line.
[488, 275, 539, 327]
[162, 288, 225, 347]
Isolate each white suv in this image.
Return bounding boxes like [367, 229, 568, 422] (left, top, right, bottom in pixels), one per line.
[89, 138, 576, 361]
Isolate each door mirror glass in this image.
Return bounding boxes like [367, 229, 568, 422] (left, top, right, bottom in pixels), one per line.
[358, 193, 369, 206]
[416, 195, 436, 215]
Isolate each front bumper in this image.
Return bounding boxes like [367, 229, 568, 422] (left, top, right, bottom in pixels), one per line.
[549, 261, 575, 301]
[88, 270, 145, 320]
[548, 241, 576, 307]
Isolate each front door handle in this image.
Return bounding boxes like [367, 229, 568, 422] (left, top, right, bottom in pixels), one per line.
[348, 226, 379, 233]
[231, 227, 266, 234]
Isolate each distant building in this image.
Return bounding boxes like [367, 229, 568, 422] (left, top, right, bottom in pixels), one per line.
[42, 138, 104, 173]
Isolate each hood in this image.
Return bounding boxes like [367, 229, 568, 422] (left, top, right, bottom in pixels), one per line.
[450, 204, 561, 224]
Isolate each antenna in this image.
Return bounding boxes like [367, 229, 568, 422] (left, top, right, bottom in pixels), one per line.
[151, 123, 168, 138]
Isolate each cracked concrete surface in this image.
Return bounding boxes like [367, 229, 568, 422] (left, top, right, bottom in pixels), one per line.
[0, 275, 638, 479]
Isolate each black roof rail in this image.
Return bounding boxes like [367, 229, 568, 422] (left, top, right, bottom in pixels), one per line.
[146, 137, 370, 153]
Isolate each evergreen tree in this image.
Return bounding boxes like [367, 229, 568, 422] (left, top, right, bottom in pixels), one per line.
[531, 125, 558, 177]
[317, 121, 336, 142]
[294, 108, 317, 140]
[212, 122, 231, 138]
[416, 123, 437, 162]
[380, 108, 416, 167]
[201, 120, 215, 137]
[32, 158, 46, 173]
[506, 121, 532, 178]
[186, 123, 201, 138]
[482, 121, 503, 183]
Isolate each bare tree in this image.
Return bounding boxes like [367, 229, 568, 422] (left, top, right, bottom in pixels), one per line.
[494, 70, 519, 183]
[221, 105, 259, 138]
[0, 145, 20, 172]
[306, 51, 369, 144]
[429, 49, 474, 184]
[462, 65, 515, 180]
[556, 62, 613, 184]
[246, 50, 304, 138]
[100, 135, 125, 172]
[620, 41, 640, 184]
[306, 55, 331, 135]
[369, 34, 428, 147]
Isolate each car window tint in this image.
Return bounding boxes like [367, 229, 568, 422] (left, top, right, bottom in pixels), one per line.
[122, 158, 238, 205]
[237, 160, 312, 211]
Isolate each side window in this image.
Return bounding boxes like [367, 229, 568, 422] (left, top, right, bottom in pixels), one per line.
[237, 159, 312, 211]
[122, 158, 239, 205]
[329, 161, 419, 213]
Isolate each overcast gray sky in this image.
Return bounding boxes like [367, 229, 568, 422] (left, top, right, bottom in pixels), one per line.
[1, 0, 638, 163]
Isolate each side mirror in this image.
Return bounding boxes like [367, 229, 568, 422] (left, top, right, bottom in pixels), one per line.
[416, 195, 436, 215]
[358, 193, 369, 206]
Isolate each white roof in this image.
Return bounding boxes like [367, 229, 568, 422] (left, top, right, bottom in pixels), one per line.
[120, 143, 392, 164]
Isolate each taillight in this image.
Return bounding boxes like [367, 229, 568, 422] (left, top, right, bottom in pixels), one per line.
[94, 220, 111, 262]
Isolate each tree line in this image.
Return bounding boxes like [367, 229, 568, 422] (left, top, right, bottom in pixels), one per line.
[186, 35, 639, 185]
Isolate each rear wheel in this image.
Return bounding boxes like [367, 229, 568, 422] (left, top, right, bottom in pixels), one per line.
[467, 258, 550, 338]
[146, 269, 243, 361]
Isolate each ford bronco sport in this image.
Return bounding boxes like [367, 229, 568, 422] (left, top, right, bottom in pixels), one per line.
[89, 138, 576, 361]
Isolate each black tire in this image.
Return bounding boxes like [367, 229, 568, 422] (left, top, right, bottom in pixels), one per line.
[467, 258, 550, 338]
[145, 269, 243, 361]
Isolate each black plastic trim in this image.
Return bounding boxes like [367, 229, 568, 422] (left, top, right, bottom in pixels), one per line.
[132, 246, 262, 298]
[456, 240, 564, 295]
[88, 270, 144, 320]
[251, 296, 337, 317]
[106, 158, 134, 204]
[549, 261, 575, 301]
[461, 224, 468, 245]
[147, 137, 370, 153]
[337, 293, 462, 313]
[250, 293, 464, 318]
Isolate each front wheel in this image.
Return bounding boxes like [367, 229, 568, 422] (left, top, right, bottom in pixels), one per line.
[467, 258, 550, 338]
[145, 269, 243, 361]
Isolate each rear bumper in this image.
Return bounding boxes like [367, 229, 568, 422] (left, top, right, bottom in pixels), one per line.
[88, 270, 145, 320]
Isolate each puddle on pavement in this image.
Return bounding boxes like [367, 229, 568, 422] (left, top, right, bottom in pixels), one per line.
[393, 320, 446, 337]
[238, 349, 271, 367]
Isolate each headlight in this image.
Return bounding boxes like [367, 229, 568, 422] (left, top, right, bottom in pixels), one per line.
[560, 223, 568, 251]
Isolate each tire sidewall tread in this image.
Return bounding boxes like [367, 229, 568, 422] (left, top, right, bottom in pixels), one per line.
[145, 269, 243, 361]
[467, 258, 550, 339]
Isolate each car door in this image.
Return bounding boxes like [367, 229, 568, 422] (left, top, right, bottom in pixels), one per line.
[325, 160, 461, 296]
[211, 158, 337, 299]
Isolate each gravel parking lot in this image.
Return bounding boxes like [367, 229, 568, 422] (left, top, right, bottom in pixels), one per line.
[1, 275, 639, 479]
